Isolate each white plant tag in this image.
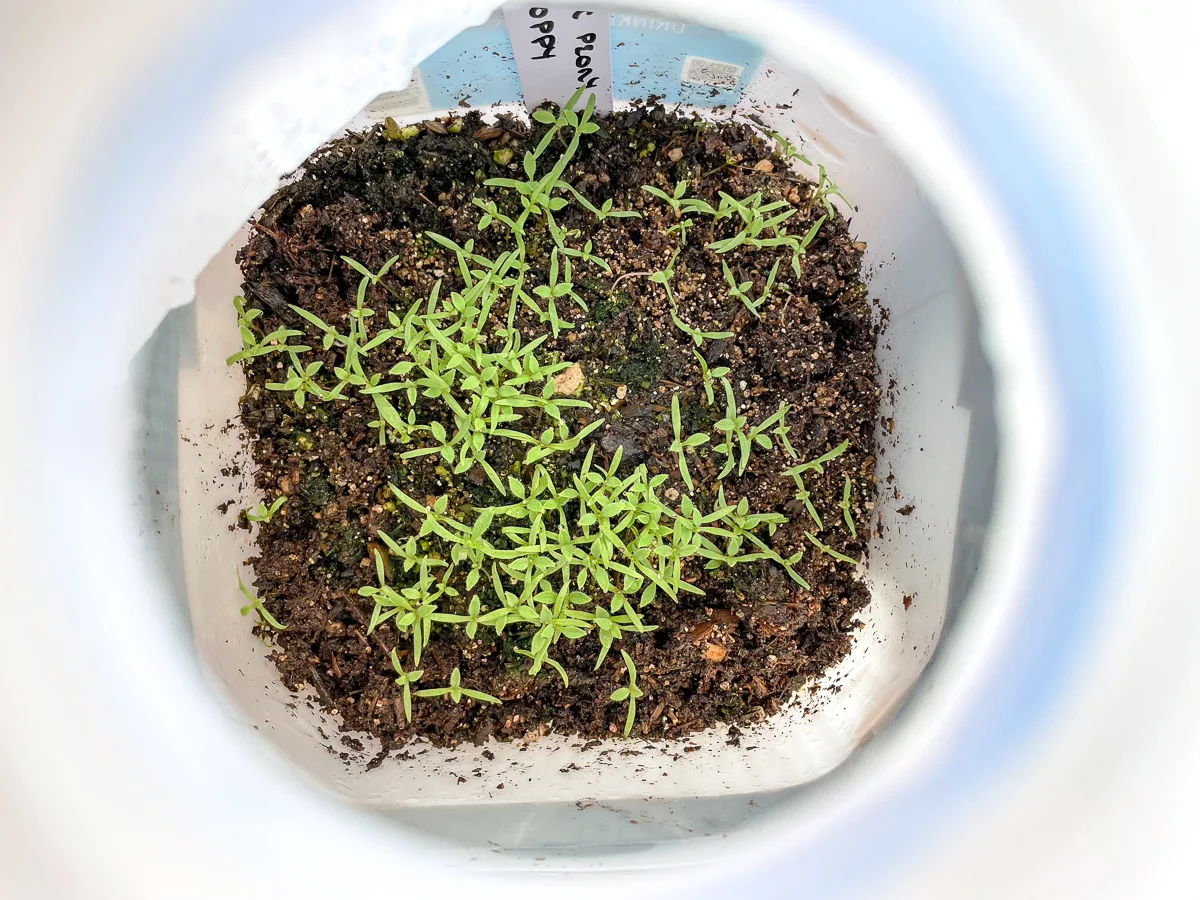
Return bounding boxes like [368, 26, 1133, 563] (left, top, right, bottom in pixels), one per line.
[503, 6, 612, 113]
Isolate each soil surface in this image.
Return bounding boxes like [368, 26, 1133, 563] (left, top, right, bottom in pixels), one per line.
[233, 102, 880, 751]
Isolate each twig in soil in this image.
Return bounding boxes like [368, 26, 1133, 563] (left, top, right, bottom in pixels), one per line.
[700, 162, 733, 179]
[734, 164, 808, 184]
[307, 666, 335, 708]
[251, 221, 285, 243]
[610, 270, 652, 293]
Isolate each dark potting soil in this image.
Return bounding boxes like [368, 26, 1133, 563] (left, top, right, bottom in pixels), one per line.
[233, 102, 880, 751]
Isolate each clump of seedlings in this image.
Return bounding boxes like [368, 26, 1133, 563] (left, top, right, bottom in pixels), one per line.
[231, 90, 878, 748]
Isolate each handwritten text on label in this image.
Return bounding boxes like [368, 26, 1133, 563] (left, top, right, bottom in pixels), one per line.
[504, 6, 613, 112]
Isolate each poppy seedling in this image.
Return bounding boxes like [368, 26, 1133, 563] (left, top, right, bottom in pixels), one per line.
[610, 650, 645, 737]
[416, 667, 502, 706]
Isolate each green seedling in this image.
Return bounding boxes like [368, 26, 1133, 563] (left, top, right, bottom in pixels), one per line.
[514, 647, 570, 687]
[363, 443, 802, 700]
[522, 418, 605, 465]
[713, 378, 747, 479]
[233, 294, 261, 338]
[590, 605, 647, 670]
[636, 241, 684, 306]
[485, 87, 628, 238]
[226, 297, 309, 365]
[783, 440, 850, 527]
[692, 348, 731, 406]
[609, 649, 645, 737]
[665, 215, 694, 250]
[341, 254, 399, 341]
[641, 180, 689, 214]
[678, 196, 721, 218]
[706, 191, 796, 254]
[839, 475, 857, 538]
[244, 495, 287, 523]
[783, 439, 850, 477]
[669, 392, 709, 492]
[424, 233, 492, 284]
[265, 352, 339, 409]
[236, 567, 286, 630]
[390, 650, 424, 723]
[474, 196, 521, 239]
[460, 595, 487, 639]
[786, 215, 827, 278]
[641, 181, 707, 251]
[748, 401, 789, 450]
[555, 230, 612, 274]
[713, 385, 789, 478]
[416, 667, 502, 705]
[814, 164, 852, 219]
[704, 191, 826, 279]
[725, 258, 781, 318]
[791, 471, 822, 529]
[376, 530, 448, 574]
[357, 549, 462, 663]
[671, 307, 734, 348]
[805, 532, 859, 565]
[290, 304, 347, 352]
[560, 189, 641, 223]
[771, 403, 799, 459]
[532, 248, 586, 337]
[721, 261, 753, 309]
[767, 130, 812, 166]
[343, 254, 400, 288]
[689, 488, 809, 588]
[338, 251, 600, 483]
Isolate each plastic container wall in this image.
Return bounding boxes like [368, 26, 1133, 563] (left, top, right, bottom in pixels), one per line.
[16, 0, 1174, 893]
[128, 9, 997, 852]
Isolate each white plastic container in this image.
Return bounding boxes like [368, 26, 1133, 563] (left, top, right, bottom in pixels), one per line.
[166, 6, 994, 839]
[11, 0, 1190, 896]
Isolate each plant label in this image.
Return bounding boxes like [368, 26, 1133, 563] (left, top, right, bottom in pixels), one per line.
[504, 6, 613, 113]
